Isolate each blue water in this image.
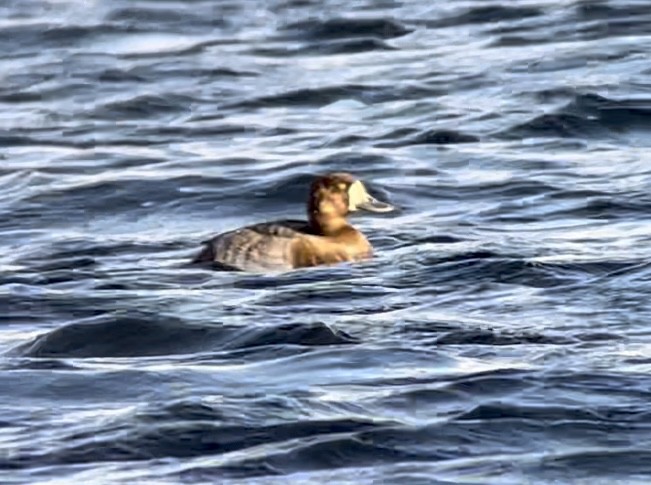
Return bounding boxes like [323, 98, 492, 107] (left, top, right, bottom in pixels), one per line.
[2, 0, 651, 483]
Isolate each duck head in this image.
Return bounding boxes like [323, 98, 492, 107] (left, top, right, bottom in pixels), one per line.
[308, 172, 394, 235]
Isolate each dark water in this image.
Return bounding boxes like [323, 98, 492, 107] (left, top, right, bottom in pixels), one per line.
[2, 0, 651, 483]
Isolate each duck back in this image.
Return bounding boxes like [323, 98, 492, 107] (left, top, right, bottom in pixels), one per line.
[192, 219, 313, 272]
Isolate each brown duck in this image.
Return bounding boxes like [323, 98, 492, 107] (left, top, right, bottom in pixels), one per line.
[192, 172, 394, 272]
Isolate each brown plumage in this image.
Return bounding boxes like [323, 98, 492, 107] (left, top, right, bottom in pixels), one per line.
[192, 172, 394, 272]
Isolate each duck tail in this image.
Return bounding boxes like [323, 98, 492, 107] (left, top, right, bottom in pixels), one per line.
[190, 242, 214, 264]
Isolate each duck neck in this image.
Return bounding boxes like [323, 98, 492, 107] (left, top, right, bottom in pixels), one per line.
[309, 212, 350, 236]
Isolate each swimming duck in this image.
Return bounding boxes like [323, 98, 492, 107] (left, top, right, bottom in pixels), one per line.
[192, 172, 394, 272]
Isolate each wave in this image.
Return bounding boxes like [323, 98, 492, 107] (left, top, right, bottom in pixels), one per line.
[500, 93, 651, 139]
[377, 128, 480, 147]
[281, 17, 411, 41]
[426, 5, 543, 29]
[13, 316, 356, 358]
[227, 83, 436, 110]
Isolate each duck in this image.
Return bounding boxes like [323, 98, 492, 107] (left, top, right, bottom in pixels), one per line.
[191, 172, 395, 272]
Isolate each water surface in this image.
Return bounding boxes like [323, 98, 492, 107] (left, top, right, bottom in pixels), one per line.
[2, 0, 651, 483]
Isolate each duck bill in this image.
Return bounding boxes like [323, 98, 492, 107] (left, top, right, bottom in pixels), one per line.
[357, 195, 395, 213]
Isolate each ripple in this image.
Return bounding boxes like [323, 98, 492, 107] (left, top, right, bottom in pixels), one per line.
[105, 6, 228, 32]
[91, 93, 197, 120]
[254, 37, 396, 57]
[429, 5, 543, 28]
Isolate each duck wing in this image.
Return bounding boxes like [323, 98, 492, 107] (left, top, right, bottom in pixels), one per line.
[192, 219, 312, 271]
